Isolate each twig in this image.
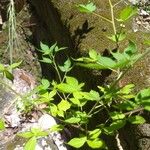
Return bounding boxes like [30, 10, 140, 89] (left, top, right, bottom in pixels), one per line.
[115, 133, 124, 150]
[124, 107, 144, 116]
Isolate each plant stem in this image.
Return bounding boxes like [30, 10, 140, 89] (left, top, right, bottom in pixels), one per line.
[53, 57, 62, 82]
[108, 0, 117, 35]
[92, 12, 112, 24]
[124, 107, 144, 116]
[88, 95, 105, 115]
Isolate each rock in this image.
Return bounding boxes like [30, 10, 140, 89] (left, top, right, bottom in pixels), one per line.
[38, 114, 57, 130]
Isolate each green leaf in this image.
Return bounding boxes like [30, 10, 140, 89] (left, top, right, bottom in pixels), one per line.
[54, 46, 67, 52]
[119, 6, 137, 21]
[87, 139, 104, 149]
[50, 124, 64, 132]
[57, 110, 64, 117]
[40, 57, 52, 64]
[66, 76, 78, 85]
[4, 70, 14, 81]
[88, 129, 101, 139]
[117, 101, 138, 111]
[119, 84, 135, 95]
[89, 49, 99, 60]
[49, 42, 57, 53]
[41, 79, 50, 89]
[59, 58, 72, 72]
[98, 56, 116, 68]
[17, 131, 34, 138]
[124, 40, 137, 56]
[40, 42, 49, 51]
[0, 119, 5, 130]
[70, 98, 81, 106]
[31, 128, 48, 137]
[65, 117, 81, 124]
[104, 120, 126, 134]
[57, 77, 84, 93]
[58, 100, 71, 111]
[24, 137, 36, 150]
[107, 32, 126, 42]
[83, 90, 100, 101]
[135, 88, 150, 111]
[0, 64, 5, 71]
[9, 61, 22, 69]
[144, 40, 150, 46]
[49, 104, 58, 117]
[110, 112, 125, 120]
[78, 2, 96, 13]
[49, 90, 56, 99]
[68, 137, 87, 148]
[128, 115, 145, 124]
[136, 88, 150, 102]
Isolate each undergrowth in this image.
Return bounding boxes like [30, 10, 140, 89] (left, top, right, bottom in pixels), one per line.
[0, 0, 150, 150]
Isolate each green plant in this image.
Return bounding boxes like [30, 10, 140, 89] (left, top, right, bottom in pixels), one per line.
[19, 39, 148, 149]
[7, 0, 20, 64]
[1, 1, 150, 150]
[18, 128, 48, 150]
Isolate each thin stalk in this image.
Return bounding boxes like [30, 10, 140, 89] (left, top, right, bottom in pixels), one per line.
[108, 0, 117, 35]
[88, 95, 105, 115]
[53, 57, 62, 82]
[8, 0, 20, 64]
[124, 107, 144, 116]
[92, 12, 112, 24]
[113, 0, 124, 8]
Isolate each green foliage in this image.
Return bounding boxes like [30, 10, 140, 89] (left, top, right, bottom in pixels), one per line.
[18, 128, 48, 149]
[118, 6, 137, 22]
[68, 136, 87, 148]
[74, 40, 142, 70]
[77, 2, 96, 13]
[1, 0, 150, 150]
[0, 119, 5, 130]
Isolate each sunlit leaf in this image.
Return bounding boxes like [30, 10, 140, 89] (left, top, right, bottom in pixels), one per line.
[49, 104, 58, 117]
[24, 137, 36, 150]
[89, 49, 99, 60]
[98, 56, 116, 68]
[88, 129, 101, 139]
[0, 119, 5, 130]
[0, 64, 5, 71]
[40, 57, 52, 64]
[104, 120, 126, 134]
[68, 137, 87, 148]
[78, 2, 96, 13]
[87, 139, 104, 149]
[59, 58, 72, 72]
[18, 132, 34, 138]
[110, 112, 125, 120]
[57, 77, 84, 93]
[58, 100, 71, 111]
[83, 90, 100, 101]
[50, 124, 64, 132]
[9, 61, 22, 69]
[40, 42, 49, 51]
[65, 117, 81, 124]
[128, 115, 145, 124]
[41, 79, 50, 89]
[55, 46, 67, 52]
[107, 32, 126, 42]
[119, 84, 135, 94]
[119, 6, 137, 21]
[31, 128, 48, 137]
